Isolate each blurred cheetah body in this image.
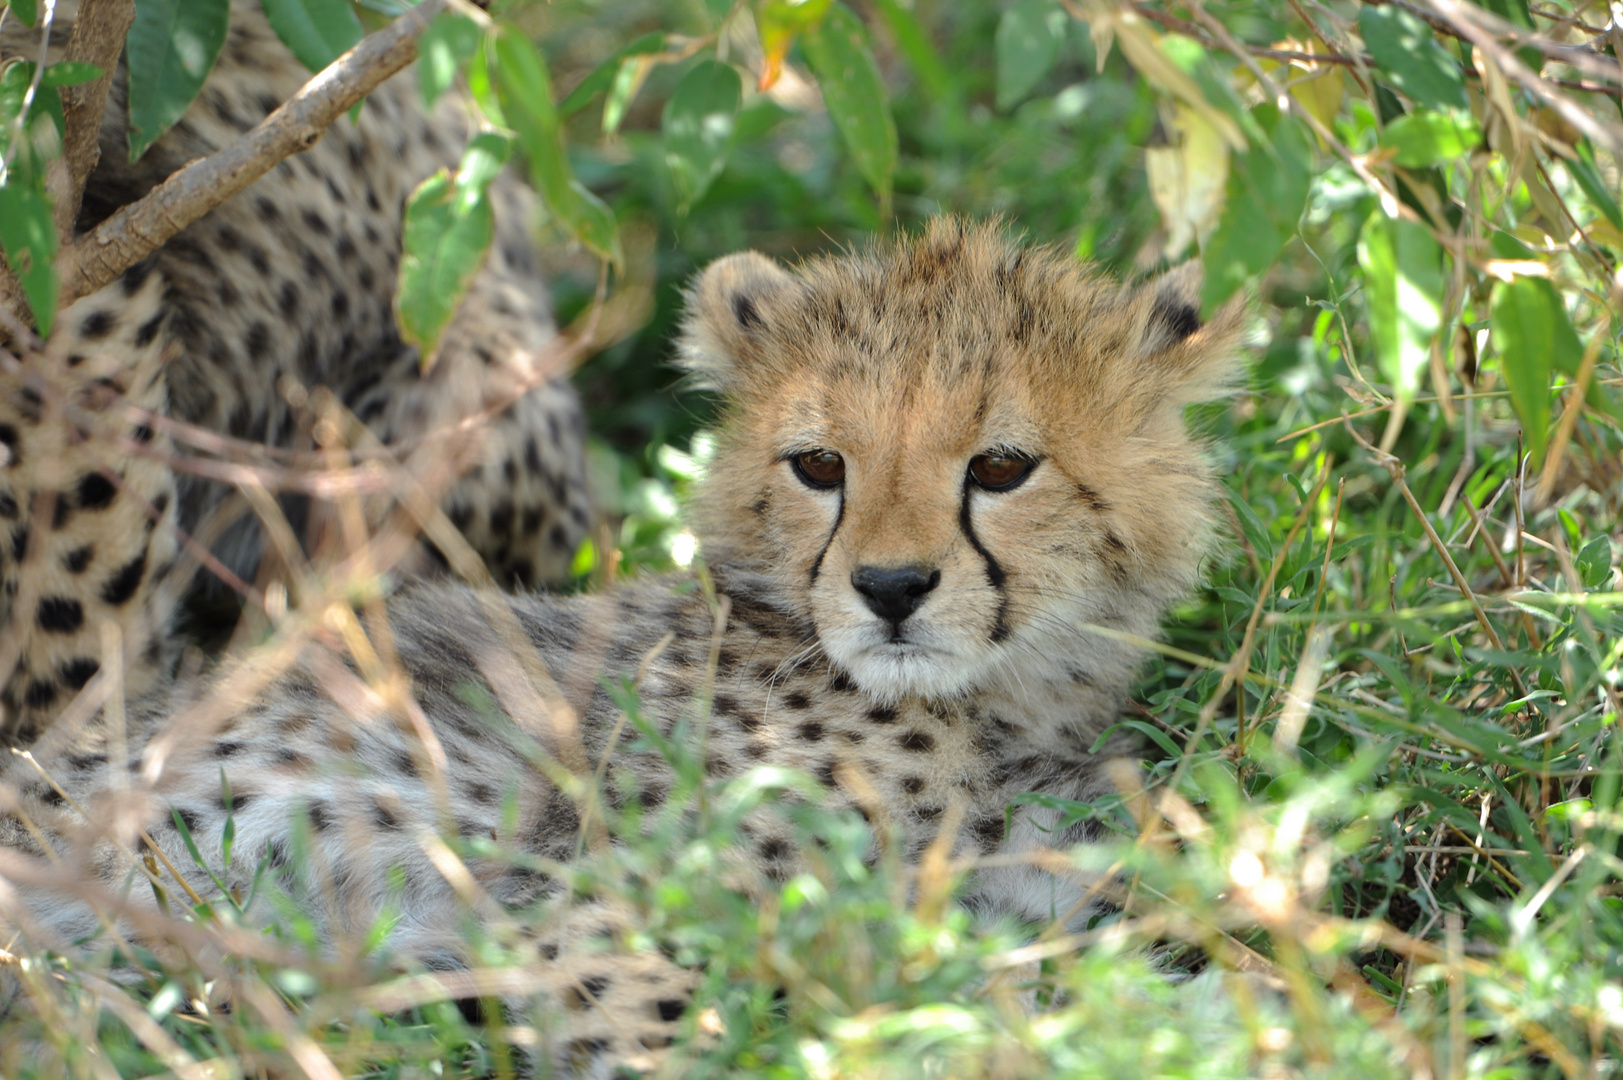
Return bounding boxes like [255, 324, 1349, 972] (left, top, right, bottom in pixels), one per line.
[0, 0, 590, 743]
[0, 221, 1243, 1074]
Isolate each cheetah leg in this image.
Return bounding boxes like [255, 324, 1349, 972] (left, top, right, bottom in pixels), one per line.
[0, 265, 183, 745]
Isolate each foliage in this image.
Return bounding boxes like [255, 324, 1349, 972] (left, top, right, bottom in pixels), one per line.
[2, 0, 1623, 1075]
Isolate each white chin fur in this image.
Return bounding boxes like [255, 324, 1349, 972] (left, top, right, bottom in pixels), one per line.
[826, 634, 993, 702]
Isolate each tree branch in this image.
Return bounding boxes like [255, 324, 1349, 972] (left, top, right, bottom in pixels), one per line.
[49, 0, 137, 240]
[2, 0, 447, 325]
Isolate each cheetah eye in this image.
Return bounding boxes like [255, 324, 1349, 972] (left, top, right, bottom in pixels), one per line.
[968, 452, 1036, 491]
[790, 449, 845, 489]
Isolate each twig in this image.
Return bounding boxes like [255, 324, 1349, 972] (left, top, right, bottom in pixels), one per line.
[1344, 418, 1530, 700]
[1423, 0, 1623, 157]
[1, 0, 448, 322]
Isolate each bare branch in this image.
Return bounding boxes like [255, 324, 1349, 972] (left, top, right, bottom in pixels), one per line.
[49, 0, 137, 239]
[2, 0, 448, 324]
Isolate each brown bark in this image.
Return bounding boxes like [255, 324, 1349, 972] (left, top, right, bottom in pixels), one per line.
[49, 0, 138, 240]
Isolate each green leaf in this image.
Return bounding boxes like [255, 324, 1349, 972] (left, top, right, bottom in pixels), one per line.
[1358, 6, 1468, 110]
[396, 133, 509, 366]
[0, 180, 59, 336]
[1576, 536, 1614, 589]
[663, 60, 741, 213]
[1569, 138, 1623, 231]
[260, 0, 364, 75]
[10, 0, 36, 26]
[1357, 213, 1443, 405]
[995, 0, 1066, 110]
[491, 27, 621, 266]
[1201, 108, 1311, 310]
[40, 62, 105, 88]
[1226, 485, 1274, 565]
[416, 13, 481, 111]
[1379, 108, 1479, 167]
[559, 31, 664, 118]
[126, 0, 231, 160]
[1489, 275, 1582, 464]
[801, 3, 897, 207]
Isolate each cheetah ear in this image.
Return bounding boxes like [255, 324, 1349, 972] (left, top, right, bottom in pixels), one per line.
[1125, 261, 1247, 405]
[679, 252, 796, 393]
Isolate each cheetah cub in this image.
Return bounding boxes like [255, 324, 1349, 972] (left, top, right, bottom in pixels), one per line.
[0, 220, 1243, 1073]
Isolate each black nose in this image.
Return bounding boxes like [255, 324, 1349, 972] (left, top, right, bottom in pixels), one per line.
[851, 565, 941, 627]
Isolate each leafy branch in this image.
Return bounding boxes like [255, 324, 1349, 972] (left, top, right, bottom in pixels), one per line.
[0, 0, 447, 328]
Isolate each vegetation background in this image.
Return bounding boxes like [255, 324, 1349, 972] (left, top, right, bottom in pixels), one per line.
[2, 0, 1622, 1075]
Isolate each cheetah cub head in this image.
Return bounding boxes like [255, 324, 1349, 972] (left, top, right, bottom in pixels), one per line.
[681, 220, 1245, 705]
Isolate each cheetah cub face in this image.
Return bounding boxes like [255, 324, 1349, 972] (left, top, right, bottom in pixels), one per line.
[682, 220, 1245, 704]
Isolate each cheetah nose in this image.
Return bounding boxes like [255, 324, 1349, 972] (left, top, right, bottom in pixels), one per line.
[851, 565, 940, 627]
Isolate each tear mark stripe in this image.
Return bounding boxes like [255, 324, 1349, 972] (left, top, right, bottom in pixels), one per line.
[958, 485, 1010, 642]
[808, 491, 845, 584]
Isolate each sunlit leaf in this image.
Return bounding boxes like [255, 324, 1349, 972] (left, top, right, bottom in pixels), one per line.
[801, 3, 897, 206]
[493, 27, 621, 266]
[1146, 104, 1228, 257]
[396, 133, 509, 367]
[417, 13, 481, 110]
[1358, 6, 1467, 110]
[1379, 108, 1480, 167]
[1490, 275, 1581, 464]
[126, 0, 231, 160]
[995, 0, 1066, 110]
[663, 60, 741, 213]
[260, 0, 363, 76]
[0, 180, 59, 335]
[1358, 213, 1443, 406]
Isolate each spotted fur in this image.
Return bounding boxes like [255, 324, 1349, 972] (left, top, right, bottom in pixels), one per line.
[0, 221, 1245, 1075]
[0, 0, 590, 742]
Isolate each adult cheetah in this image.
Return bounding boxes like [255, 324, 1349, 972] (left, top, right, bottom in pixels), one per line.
[0, 0, 591, 744]
[0, 220, 1244, 1074]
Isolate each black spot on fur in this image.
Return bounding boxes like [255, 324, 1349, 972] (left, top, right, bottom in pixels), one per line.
[37, 596, 84, 633]
[173, 807, 201, 835]
[79, 310, 116, 340]
[758, 837, 790, 861]
[308, 801, 332, 831]
[797, 721, 825, 742]
[59, 657, 99, 690]
[62, 544, 93, 573]
[100, 554, 147, 606]
[76, 472, 116, 510]
[867, 705, 897, 724]
[213, 741, 246, 758]
[121, 259, 156, 296]
[24, 679, 56, 708]
[898, 729, 935, 752]
[656, 998, 686, 1022]
[902, 775, 925, 794]
[829, 671, 857, 693]
[133, 312, 165, 348]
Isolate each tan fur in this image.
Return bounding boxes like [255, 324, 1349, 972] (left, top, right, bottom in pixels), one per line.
[0, 221, 1244, 1076]
[0, 0, 590, 742]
